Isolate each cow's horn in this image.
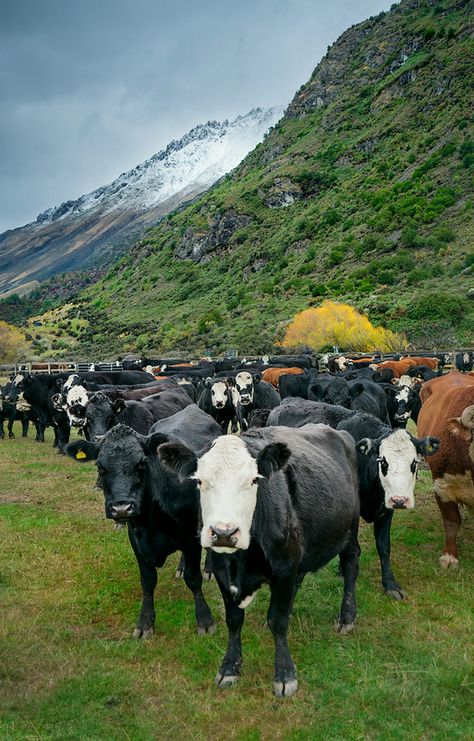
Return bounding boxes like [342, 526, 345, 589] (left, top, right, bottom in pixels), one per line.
[460, 405, 474, 429]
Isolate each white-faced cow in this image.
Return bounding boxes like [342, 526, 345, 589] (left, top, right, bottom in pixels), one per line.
[233, 372, 280, 431]
[158, 424, 360, 697]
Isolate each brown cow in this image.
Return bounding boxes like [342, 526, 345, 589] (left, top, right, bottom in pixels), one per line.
[377, 357, 439, 378]
[262, 367, 304, 389]
[417, 372, 474, 568]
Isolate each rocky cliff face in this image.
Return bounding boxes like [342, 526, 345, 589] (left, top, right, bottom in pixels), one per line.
[0, 107, 281, 296]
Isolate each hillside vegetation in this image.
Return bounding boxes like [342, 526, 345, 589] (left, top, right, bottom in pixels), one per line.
[4, 0, 473, 358]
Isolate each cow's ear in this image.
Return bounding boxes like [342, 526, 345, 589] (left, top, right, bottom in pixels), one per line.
[65, 440, 99, 462]
[204, 377, 213, 389]
[356, 438, 373, 455]
[157, 442, 198, 479]
[226, 376, 236, 387]
[446, 418, 471, 442]
[70, 403, 86, 417]
[112, 398, 126, 415]
[56, 378, 64, 389]
[257, 442, 291, 478]
[416, 436, 440, 456]
[350, 383, 364, 398]
[309, 383, 324, 401]
[254, 373, 262, 384]
[383, 385, 396, 397]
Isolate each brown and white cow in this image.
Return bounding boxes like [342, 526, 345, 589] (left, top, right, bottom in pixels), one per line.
[417, 371, 474, 568]
[261, 366, 304, 389]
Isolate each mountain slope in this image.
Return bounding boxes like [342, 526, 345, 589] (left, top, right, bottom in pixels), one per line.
[6, 0, 474, 358]
[0, 108, 281, 296]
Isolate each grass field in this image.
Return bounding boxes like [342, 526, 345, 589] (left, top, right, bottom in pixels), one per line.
[0, 424, 472, 740]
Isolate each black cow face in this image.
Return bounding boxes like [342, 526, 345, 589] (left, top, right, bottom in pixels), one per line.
[66, 427, 168, 521]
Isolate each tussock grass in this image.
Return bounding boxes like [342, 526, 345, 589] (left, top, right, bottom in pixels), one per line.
[0, 425, 472, 740]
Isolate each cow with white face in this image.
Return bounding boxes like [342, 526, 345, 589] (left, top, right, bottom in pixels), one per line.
[54, 374, 91, 427]
[233, 372, 280, 431]
[337, 411, 439, 599]
[197, 377, 237, 434]
[158, 424, 360, 697]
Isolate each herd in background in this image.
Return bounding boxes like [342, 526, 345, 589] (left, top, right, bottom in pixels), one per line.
[1, 348, 473, 696]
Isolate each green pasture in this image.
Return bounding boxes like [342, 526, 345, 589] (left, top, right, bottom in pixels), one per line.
[0, 425, 472, 740]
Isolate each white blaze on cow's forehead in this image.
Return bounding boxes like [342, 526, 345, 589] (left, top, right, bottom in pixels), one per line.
[63, 375, 79, 392]
[13, 374, 24, 385]
[235, 372, 253, 388]
[379, 429, 418, 508]
[395, 386, 410, 403]
[398, 375, 415, 388]
[198, 436, 257, 481]
[211, 381, 228, 406]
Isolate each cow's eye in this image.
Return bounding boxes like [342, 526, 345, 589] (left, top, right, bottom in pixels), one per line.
[377, 457, 389, 476]
[211, 389, 215, 395]
[410, 460, 417, 474]
[194, 478, 202, 487]
[251, 477, 259, 485]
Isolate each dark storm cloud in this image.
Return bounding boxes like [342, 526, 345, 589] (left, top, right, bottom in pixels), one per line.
[0, 0, 391, 232]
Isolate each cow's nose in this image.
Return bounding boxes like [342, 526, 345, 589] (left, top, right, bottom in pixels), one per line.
[389, 497, 410, 509]
[209, 525, 240, 547]
[110, 502, 135, 520]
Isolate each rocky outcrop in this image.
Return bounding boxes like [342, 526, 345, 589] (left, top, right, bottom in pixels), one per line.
[175, 212, 252, 261]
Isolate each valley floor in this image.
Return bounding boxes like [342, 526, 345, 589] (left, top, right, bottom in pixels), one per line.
[0, 425, 472, 740]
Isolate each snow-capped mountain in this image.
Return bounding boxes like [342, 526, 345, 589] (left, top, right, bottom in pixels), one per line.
[0, 107, 282, 296]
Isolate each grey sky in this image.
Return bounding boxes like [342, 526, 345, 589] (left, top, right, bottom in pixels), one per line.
[0, 0, 392, 232]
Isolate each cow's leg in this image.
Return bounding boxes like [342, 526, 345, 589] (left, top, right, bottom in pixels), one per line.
[203, 548, 213, 580]
[0, 417, 4, 439]
[215, 586, 244, 687]
[132, 557, 158, 639]
[175, 552, 185, 579]
[267, 573, 298, 697]
[336, 527, 360, 632]
[55, 418, 70, 454]
[374, 510, 405, 599]
[7, 416, 15, 438]
[435, 494, 462, 568]
[230, 415, 238, 434]
[182, 545, 215, 634]
[34, 419, 41, 441]
[36, 417, 46, 443]
[21, 415, 29, 438]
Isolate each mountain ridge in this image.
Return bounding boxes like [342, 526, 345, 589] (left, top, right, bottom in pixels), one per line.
[0, 107, 282, 296]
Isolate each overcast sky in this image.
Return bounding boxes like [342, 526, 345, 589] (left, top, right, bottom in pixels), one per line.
[0, 0, 392, 232]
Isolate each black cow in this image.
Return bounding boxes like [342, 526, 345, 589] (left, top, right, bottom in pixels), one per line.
[233, 372, 281, 431]
[72, 390, 192, 440]
[158, 424, 360, 696]
[336, 412, 439, 598]
[308, 376, 390, 424]
[65, 405, 222, 638]
[7, 373, 71, 449]
[455, 352, 473, 373]
[0, 381, 40, 440]
[267, 398, 355, 429]
[197, 378, 237, 434]
[382, 384, 422, 428]
[405, 365, 441, 381]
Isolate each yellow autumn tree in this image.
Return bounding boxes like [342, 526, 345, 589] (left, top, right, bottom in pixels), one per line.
[283, 301, 403, 352]
[0, 321, 28, 363]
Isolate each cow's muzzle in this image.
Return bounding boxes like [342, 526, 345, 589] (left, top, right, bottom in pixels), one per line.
[388, 497, 411, 509]
[209, 525, 240, 549]
[107, 502, 136, 520]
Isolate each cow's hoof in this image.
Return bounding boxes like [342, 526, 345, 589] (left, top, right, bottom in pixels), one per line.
[8, 434, 14, 439]
[439, 553, 459, 569]
[203, 570, 213, 581]
[197, 621, 216, 635]
[335, 622, 355, 635]
[114, 522, 126, 531]
[273, 679, 298, 697]
[384, 586, 407, 600]
[215, 672, 238, 688]
[175, 568, 183, 579]
[132, 626, 154, 640]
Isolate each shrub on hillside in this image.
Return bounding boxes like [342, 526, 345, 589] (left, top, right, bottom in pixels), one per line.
[283, 301, 402, 352]
[406, 292, 464, 322]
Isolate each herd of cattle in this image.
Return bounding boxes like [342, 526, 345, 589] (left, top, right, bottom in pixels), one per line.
[1, 350, 473, 696]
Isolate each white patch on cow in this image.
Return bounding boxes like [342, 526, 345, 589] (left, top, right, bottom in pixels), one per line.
[16, 393, 31, 412]
[144, 365, 153, 374]
[369, 364, 377, 371]
[378, 429, 419, 509]
[395, 386, 410, 403]
[434, 472, 474, 510]
[336, 356, 347, 371]
[196, 436, 259, 551]
[239, 591, 257, 609]
[463, 353, 469, 363]
[65, 384, 90, 425]
[235, 372, 254, 404]
[13, 374, 24, 386]
[439, 553, 459, 569]
[398, 375, 415, 388]
[320, 354, 329, 367]
[211, 381, 228, 408]
[261, 355, 269, 365]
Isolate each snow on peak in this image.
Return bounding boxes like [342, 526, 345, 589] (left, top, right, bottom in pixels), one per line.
[36, 106, 283, 225]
